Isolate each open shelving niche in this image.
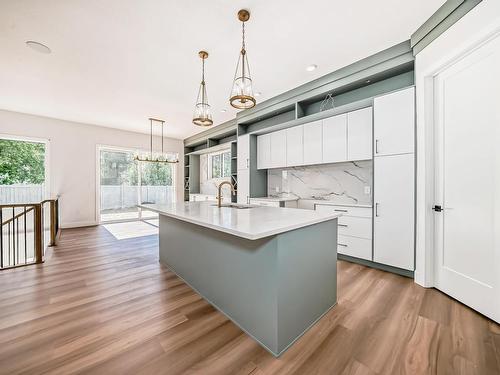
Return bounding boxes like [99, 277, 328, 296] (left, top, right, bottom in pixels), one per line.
[183, 119, 238, 202]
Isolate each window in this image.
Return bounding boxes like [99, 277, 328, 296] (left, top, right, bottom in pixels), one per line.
[0, 137, 48, 204]
[209, 150, 231, 179]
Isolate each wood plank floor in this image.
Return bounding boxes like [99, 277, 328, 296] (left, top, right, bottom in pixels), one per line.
[0, 225, 499, 375]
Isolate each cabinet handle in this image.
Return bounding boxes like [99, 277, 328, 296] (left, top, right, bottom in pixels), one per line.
[334, 209, 348, 213]
[338, 243, 348, 247]
[375, 139, 379, 154]
[338, 224, 348, 227]
[246, 158, 249, 168]
[375, 203, 379, 217]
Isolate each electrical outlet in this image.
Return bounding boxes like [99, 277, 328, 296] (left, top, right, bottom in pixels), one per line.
[364, 186, 371, 195]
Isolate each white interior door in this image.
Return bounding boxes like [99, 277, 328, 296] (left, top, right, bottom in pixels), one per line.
[434, 34, 500, 323]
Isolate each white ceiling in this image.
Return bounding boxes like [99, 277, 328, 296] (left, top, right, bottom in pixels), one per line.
[0, 0, 445, 140]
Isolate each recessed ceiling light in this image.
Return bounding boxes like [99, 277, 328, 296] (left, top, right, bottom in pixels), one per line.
[26, 41, 51, 54]
[306, 64, 317, 72]
[255, 91, 262, 97]
[221, 109, 227, 113]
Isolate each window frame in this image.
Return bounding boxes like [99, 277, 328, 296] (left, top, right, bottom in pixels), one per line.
[208, 149, 231, 180]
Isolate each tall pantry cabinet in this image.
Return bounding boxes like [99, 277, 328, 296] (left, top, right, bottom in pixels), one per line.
[373, 87, 415, 270]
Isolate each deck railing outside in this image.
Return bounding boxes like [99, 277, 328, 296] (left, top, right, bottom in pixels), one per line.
[0, 197, 59, 270]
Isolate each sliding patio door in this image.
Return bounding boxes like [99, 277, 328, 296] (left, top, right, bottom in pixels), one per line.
[99, 147, 176, 223]
[99, 148, 140, 222]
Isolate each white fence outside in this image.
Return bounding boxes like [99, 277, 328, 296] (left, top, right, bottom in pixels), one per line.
[100, 185, 175, 210]
[0, 185, 44, 204]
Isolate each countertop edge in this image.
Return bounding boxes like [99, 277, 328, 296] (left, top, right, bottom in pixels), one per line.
[139, 204, 340, 240]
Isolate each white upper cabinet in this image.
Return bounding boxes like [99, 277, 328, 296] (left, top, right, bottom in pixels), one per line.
[237, 134, 250, 170]
[374, 87, 415, 156]
[270, 130, 287, 168]
[286, 125, 303, 167]
[257, 133, 271, 170]
[322, 114, 347, 163]
[347, 107, 373, 160]
[303, 120, 323, 165]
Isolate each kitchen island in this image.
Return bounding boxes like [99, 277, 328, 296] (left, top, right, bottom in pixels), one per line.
[141, 201, 340, 356]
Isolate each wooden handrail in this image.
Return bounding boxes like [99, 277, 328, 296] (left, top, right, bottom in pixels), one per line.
[0, 197, 60, 270]
[1, 205, 35, 227]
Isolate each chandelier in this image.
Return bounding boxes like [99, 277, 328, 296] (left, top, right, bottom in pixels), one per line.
[134, 118, 179, 163]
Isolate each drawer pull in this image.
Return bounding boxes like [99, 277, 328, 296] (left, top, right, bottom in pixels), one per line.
[338, 243, 348, 247]
[334, 209, 348, 212]
[338, 224, 348, 227]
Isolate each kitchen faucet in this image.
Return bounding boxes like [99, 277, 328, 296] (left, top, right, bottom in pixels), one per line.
[217, 181, 236, 207]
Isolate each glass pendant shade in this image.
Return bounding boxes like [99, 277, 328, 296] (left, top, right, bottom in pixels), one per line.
[193, 51, 213, 127]
[193, 81, 213, 126]
[229, 10, 256, 110]
[230, 50, 256, 109]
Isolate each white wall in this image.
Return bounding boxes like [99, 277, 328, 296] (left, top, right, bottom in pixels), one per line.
[414, 0, 500, 286]
[0, 110, 184, 228]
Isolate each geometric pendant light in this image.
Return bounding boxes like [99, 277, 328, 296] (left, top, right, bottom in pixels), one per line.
[192, 51, 213, 126]
[229, 9, 256, 110]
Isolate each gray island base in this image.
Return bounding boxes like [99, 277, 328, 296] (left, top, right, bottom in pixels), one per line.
[144, 202, 339, 356]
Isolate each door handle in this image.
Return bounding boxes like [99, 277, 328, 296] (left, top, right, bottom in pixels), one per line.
[375, 139, 379, 154]
[338, 243, 348, 247]
[432, 205, 453, 212]
[375, 203, 379, 217]
[246, 158, 249, 168]
[338, 224, 348, 227]
[334, 209, 348, 213]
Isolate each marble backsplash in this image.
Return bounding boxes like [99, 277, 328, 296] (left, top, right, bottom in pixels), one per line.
[267, 161, 373, 205]
[199, 153, 231, 198]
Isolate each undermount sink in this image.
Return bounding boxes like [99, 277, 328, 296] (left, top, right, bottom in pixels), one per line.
[211, 203, 254, 209]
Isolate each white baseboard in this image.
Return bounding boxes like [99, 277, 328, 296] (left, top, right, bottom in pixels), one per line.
[61, 221, 98, 229]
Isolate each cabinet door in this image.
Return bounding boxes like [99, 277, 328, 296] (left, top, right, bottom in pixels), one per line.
[373, 87, 415, 156]
[286, 125, 303, 167]
[257, 133, 271, 170]
[348, 107, 372, 161]
[322, 114, 347, 163]
[303, 120, 323, 165]
[237, 169, 249, 204]
[373, 153, 414, 270]
[237, 134, 250, 170]
[270, 130, 287, 168]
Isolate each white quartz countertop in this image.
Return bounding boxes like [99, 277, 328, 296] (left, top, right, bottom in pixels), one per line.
[140, 202, 341, 240]
[251, 196, 300, 202]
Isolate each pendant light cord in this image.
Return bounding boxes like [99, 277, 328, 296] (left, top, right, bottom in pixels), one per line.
[201, 57, 205, 104]
[242, 22, 246, 52]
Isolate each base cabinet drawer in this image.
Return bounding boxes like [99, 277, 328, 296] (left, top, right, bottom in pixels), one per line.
[337, 235, 372, 261]
[338, 216, 372, 239]
[315, 204, 372, 218]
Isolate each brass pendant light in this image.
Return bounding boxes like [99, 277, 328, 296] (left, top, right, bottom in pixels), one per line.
[134, 118, 179, 163]
[229, 9, 256, 110]
[193, 51, 213, 126]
